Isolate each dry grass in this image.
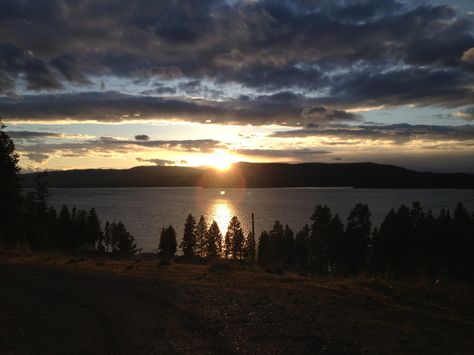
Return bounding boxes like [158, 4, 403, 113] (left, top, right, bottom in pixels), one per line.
[1, 250, 474, 354]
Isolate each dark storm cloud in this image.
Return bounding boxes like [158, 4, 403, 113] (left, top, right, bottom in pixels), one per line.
[49, 55, 90, 84]
[0, 43, 62, 92]
[327, 67, 474, 108]
[1, 0, 474, 120]
[272, 123, 474, 143]
[0, 91, 359, 125]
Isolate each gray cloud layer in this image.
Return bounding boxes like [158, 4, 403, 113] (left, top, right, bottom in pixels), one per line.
[0, 0, 473, 125]
[0, 91, 360, 125]
[272, 123, 474, 144]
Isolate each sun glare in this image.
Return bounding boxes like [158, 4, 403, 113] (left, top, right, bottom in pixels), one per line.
[210, 201, 234, 233]
[208, 150, 236, 171]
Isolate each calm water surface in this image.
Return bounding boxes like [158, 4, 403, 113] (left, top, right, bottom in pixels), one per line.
[48, 188, 474, 252]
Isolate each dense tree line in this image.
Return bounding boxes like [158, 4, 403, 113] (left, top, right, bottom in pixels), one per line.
[256, 202, 474, 281]
[0, 122, 136, 255]
[160, 214, 256, 262]
[164, 201, 473, 281]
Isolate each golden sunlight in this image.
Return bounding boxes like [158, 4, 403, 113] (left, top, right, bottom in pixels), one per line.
[206, 149, 237, 171]
[209, 200, 234, 233]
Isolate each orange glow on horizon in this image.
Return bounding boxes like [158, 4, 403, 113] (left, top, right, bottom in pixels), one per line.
[201, 149, 238, 171]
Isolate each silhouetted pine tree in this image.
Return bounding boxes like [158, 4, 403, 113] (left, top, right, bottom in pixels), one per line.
[159, 225, 177, 259]
[206, 220, 222, 260]
[410, 202, 426, 271]
[34, 172, 50, 211]
[328, 214, 345, 273]
[294, 225, 310, 269]
[85, 208, 102, 249]
[344, 204, 371, 275]
[244, 231, 256, 263]
[23, 192, 37, 249]
[397, 204, 417, 278]
[180, 214, 197, 258]
[46, 206, 59, 249]
[225, 216, 245, 259]
[282, 225, 295, 267]
[309, 205, 334, 273]
[376, 205, 416, 278]
[114, 221, 137, 256]
[195, 215, 207, 258]
[452, 203, 473, 280]
[437, 208, 452, 275]
[73, 209, 88, 248]
[58, 205, 73, 249]
[0, 121, 23, 247]
[257, 231, 272, 266]
[374, 209, 395, 275]
[269, 220, 284, 264]
[104, 221, 112, 252]
[422, 209, 440, 276]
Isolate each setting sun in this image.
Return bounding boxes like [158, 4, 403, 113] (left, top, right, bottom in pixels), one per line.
[207, 150, 237, 171]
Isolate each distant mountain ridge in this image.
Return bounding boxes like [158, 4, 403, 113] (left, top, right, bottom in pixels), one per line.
[20, 162, 474, 189]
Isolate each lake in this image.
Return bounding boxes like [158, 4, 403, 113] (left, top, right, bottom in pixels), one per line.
[47, 188, 474, 252]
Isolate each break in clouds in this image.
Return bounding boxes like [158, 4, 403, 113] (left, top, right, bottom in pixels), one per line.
[1, 0, 474, 171]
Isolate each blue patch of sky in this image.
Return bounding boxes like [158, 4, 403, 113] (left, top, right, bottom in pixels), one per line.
[360, 106, 471, 126]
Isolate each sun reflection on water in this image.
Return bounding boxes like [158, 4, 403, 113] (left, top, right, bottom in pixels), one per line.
[209, 200, 235, 234]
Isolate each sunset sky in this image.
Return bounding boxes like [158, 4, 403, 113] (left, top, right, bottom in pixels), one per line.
[1, 0, 474, 173]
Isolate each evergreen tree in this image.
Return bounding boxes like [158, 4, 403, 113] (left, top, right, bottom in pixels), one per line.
[437, 208, 452, 274]
[410, 202, 426, 270]
[328, 214, 345, 273]
[244, 231, 256, 263]
[72, 209, 88, 248]
[269, 220, 284, 264]
[180, 214, 197, 258]
[374, 209, 396, 275]
[344, 204, 371, 274]
[159, 225, 177, 259]
[114, 221, 137, 256]
[104, 221, 112, 252]
[423, 209, 440, 276]
[0, 121, 23, 247]
[282, 225, 295, 267]
[58, 205, 73, 249]
[294, 225, 310, 269]
[86, 208, 103, 248]
[46, 206, 59, 249]
[32, 172, 52, 249]
[225, 216, 245, 259]
[206, 220, 222, 260]
[195, 215, 208, 258]
[34, 172, 50, 212]
[309, 205, 333, 273]
[452, 203, 472, 279]
[377, 205, 416, 278]
[257, 231, 272, 266]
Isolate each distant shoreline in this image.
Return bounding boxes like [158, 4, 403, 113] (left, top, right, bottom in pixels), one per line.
[20, 162, 474, 189]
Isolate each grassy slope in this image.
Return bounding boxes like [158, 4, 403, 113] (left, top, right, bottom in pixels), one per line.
[1, 252, 473, 354]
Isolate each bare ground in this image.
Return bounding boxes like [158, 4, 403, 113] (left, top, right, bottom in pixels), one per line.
[0, 252, 473, 354]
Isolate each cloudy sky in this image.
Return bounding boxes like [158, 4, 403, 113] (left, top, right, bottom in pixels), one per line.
[1, 0, 474, 173]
